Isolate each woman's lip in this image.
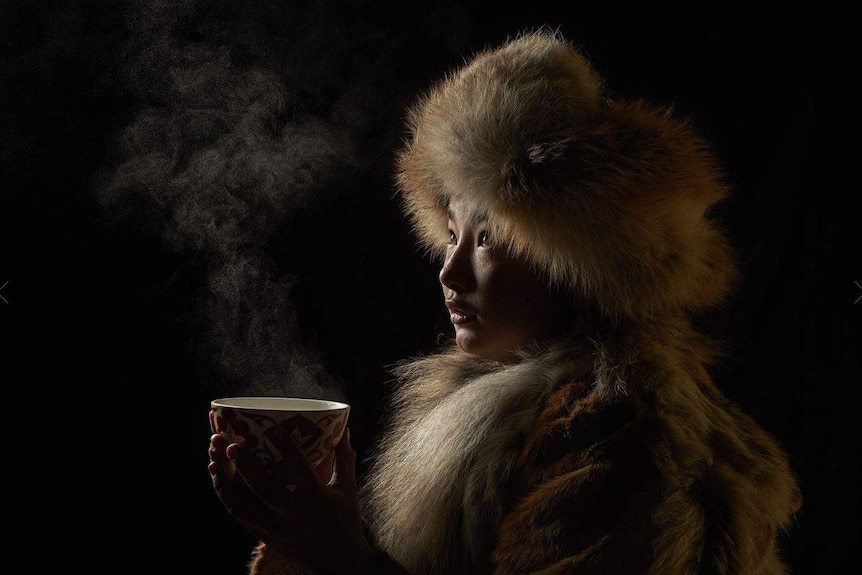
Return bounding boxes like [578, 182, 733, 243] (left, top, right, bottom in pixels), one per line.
[448, 306, 476, 325]
[445, 300, 478, 324]
[449, 309, 477, 324]
[445, 300, 477, 314]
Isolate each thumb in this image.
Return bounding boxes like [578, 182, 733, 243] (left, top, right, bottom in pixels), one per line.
[333, 427, 358, 496]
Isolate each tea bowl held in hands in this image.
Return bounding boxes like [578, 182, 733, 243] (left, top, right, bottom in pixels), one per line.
[210, 397, 350, 475]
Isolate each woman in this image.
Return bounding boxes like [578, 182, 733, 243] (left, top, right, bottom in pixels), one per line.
[208, 29, 802, 574]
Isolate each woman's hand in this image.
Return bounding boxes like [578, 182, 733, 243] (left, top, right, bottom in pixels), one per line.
[208, 425, 372, 573]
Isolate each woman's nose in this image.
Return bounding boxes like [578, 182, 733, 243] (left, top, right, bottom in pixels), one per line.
[439, 243, 475, 293]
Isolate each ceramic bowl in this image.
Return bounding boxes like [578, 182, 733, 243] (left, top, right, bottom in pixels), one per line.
[210, 397, 350, 474]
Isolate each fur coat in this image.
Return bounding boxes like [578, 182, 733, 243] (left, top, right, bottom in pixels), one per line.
[247, 29, 802, 574]
[356, 322, 802, 574]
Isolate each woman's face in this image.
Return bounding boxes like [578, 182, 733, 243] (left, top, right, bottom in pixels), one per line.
[439, 201, 574, 363]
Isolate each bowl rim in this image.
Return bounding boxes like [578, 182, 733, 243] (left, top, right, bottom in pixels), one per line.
[211, 396, 350, 411]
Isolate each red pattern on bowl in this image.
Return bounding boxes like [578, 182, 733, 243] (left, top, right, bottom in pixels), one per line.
[210, 397, 350, 471]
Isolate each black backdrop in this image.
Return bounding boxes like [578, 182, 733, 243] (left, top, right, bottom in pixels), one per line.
[2, 2, 857, 572]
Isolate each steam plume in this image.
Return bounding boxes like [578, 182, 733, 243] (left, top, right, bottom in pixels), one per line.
[89, 0, 470, 399]
[91, 0, 362, 400]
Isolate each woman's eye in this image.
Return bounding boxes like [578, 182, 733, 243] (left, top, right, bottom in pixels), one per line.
[478, 230, 491, 246]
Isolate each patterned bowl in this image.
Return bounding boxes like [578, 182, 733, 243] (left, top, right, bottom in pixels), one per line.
[210, 397, 350, 475]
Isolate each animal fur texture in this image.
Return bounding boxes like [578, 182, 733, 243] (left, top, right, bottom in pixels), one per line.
[358, 322, 801, 574]
[247, 29, 802, 574]
[360, 341, 594, 573]
[396, 28, 738, 320]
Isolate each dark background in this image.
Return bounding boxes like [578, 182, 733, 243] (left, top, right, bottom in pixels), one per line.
[2, 1, 857, 572]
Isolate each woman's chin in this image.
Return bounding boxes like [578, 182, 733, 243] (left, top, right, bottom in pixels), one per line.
[455, 331, 518, 364]
[455, 330, 485, 357]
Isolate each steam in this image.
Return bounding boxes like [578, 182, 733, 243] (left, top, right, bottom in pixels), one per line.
[90, 0, 369, 400]
[89, 0, 470, 399]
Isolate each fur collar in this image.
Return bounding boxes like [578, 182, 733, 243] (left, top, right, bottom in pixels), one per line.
[359, 340, 593, 574]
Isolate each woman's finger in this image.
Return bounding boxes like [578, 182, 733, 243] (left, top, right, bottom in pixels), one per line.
[333, 427, 358, 496]
[210, 439, 276, 519]
[209, 434, 239, 483]
[316, 449, 336, 485]
[228, 441, 301, 512]
[263, 426, 321, 494]
[210, 460, 261, 516]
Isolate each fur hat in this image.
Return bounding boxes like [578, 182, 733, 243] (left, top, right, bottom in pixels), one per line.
[395, 29, 738, 320]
